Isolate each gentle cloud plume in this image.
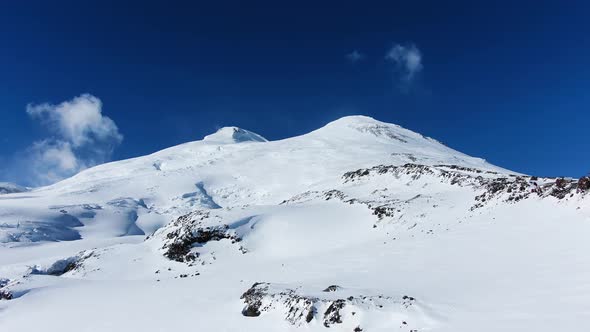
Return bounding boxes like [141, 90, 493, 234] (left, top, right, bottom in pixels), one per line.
[26, 94, 122, 148]
[346, 50, 365, 63]
[385, 43, 423, 84]
[9, 94, 123, 186]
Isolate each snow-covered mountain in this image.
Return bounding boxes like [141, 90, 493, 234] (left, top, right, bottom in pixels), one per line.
[0, 116, 588, 332]
[0, 182, 29, 195]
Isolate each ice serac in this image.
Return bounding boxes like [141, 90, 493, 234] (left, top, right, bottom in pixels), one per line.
[203, 126, 268, 144]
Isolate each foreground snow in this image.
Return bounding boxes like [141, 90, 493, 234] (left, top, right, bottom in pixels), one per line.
[0, 116, 588, 331]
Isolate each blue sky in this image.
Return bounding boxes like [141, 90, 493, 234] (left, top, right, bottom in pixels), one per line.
[1, 1, 589, 185]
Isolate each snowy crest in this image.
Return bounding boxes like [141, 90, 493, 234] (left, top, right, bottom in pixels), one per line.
[203, 126, 268, 144]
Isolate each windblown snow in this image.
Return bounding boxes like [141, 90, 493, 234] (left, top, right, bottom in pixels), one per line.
[0, 116, 588, 332]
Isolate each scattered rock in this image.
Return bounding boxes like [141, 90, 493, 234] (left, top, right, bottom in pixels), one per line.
[323, 285, 342, 292]
[0, 278, 12, 300]
[578, 176, 590, 191]
[240, 282, 422, 329]
[343, 163, 584, 213]
[240, 282, 265, 317]
[159, 211, 242, 263]
[323, 299, 345, 327]
[0, 289, 12, 300]
[31, 250, 94, 276]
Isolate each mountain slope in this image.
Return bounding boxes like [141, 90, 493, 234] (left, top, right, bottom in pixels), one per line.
[0, 116, 588, 332]
[0, 116, 506, 243]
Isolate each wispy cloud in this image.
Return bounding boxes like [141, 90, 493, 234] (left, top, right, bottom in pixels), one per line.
[26, 94, 122, 148]
[25, 140, 81, 185]
[7, 94, 123, 186]
[346, 50, 365, 63]
[385, 43, 423, 84]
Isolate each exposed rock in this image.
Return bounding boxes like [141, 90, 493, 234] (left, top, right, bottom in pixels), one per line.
[344, 163, 584, 209]
[31, 250, 94, 276]
[578, 176, 590, 191]
[279, 163, 588, 238]
[0, 289, 12, 300]
[242, 305, 261, 317]
[0, 278, 12, 300]
[323, 285, 342, 292]
[240, 282, 266, 317]
[240, 282, 421, 329]
[323, 299, 345, 327]
[163, 224, 241, 262]
[157, 210, 244, 263]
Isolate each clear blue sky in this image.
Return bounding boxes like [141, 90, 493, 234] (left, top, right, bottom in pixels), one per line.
[1, 0, 589, 185]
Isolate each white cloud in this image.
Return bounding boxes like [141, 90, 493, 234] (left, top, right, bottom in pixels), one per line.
[27, 140, 82, 185]
[10, 94, 123, 186]
[385, 43, 423, 83]
[26, 94, 122, 147]
[346, 50, 365, 63]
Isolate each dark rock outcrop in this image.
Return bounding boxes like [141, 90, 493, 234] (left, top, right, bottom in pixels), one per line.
[240, 282, 419, 329]
[157, 210, 244, 263]
[0, 289, 12, 300]
[163, 224, 241, 262]
[344, 163, 586, 210]
[0, 278, 12, 300]
[578, 176, 590, 191]
[31, 250, 94, 276]
[323, 285, 342, 292]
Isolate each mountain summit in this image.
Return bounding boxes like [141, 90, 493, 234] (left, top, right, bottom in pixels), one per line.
[203, 126, 268, 144]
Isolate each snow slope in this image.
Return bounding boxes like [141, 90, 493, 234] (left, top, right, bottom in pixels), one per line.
[0, 116, 588, 332]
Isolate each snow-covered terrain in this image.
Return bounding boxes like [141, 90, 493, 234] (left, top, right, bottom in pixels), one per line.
[0, 115, 588, 331]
